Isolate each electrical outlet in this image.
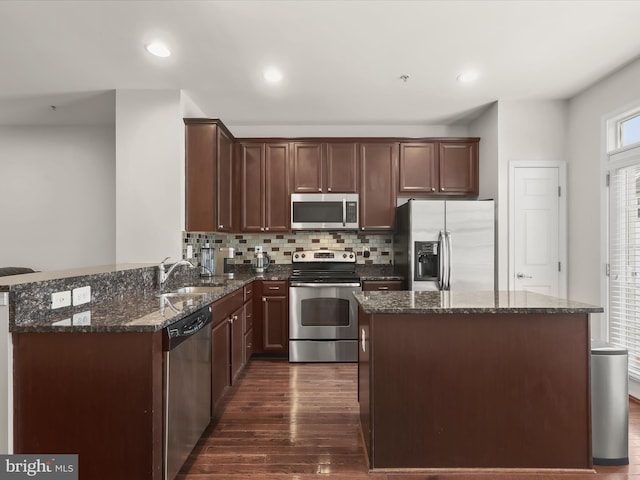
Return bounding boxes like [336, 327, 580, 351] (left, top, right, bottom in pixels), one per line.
[52, 318, 71, 326]
[73, 310, 91, 326]
[186, 245, 193, 259]
[51, 291, 71, 309]
[72, 286, 91, 306]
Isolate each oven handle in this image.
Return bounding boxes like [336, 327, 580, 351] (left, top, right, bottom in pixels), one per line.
[290, 282, 361, 288]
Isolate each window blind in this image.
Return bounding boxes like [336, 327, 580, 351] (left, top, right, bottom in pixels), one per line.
[609, 162, 640, 379]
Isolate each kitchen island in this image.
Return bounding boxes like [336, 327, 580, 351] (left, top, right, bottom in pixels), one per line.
[354, 289, 603, 473]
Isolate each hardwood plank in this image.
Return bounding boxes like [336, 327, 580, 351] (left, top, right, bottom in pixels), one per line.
[178, 358, 640, 480]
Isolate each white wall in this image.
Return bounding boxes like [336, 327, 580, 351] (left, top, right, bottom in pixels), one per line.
[115, 90, 184, 263]
[567, 57, 640, 341]
[0, 126, 115, 271]
[226, 123, 469, 138]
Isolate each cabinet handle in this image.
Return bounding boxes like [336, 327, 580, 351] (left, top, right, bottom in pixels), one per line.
[262, 297, 266, 302]
[361, 328, 366, 353]
[268, 286, 279, 290]
[378, 286, 389, 290]
[218, 224, 223, 228]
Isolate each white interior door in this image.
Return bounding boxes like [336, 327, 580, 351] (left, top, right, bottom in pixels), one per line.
[510, 163, 566, 296]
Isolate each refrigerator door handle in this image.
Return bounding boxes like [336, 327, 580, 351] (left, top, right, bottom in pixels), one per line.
[444, 230, 452, 290]
[438, 231, 446, 290]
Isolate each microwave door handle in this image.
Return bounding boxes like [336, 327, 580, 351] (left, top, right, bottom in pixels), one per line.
[445, 231, 452, 290]
[342, 198, 346, 227]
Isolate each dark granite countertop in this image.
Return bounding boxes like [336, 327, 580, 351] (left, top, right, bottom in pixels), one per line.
[354, 290, 603, 315]
[9, 271, 290, 334]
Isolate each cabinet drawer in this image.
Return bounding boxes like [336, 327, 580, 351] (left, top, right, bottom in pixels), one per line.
[212, 288, 243, 325]
[244, 282, 254, 302]
[261, 280, 287, 295]
[362, 280, 403, 292]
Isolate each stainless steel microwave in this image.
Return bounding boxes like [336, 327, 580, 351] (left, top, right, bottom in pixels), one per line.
[290, 193, 359, 230]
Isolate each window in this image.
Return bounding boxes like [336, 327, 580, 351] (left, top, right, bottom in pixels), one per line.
[609, 161, 640, 378]
[620, 114, 640, 148]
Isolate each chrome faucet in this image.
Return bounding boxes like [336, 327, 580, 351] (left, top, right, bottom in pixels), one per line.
[158, 257, 195, 288]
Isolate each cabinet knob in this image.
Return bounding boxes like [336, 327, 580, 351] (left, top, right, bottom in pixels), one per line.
[261, 227, 265, 231]
[327, 187, 332, 192]
[318, 188, 322, 192]
[440, 187, 445, 191]
[361, 227, 365, 231]
[265, 227, 269, 231]
[431, 188, 435, 192]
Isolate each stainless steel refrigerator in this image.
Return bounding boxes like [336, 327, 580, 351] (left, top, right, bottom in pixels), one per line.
[394, 199, 495, 291]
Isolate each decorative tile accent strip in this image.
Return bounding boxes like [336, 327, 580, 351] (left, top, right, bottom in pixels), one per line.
[183, 231, 394, 266]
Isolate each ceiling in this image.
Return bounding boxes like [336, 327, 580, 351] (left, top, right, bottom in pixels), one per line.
[1, 0, 640, 127]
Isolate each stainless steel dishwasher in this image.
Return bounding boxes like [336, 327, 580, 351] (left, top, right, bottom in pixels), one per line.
[164, 305, 212, 480]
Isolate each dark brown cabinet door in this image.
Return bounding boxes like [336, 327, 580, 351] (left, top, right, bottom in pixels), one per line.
[291, 142, 323, 193]
[399, 142, 437, 193]
[230, 305, 244, 384]
[439, 141, 478, 195]
[359, 142, 398, 231]
[216, 127, 234, 231]
[185, 123, 216, 232]
[262, 294, 288, 352]
[326, 142, 358, 193]
[211, 318, 230, 414]
[265, 143, 290, 232]
[239, 143, 264, 232]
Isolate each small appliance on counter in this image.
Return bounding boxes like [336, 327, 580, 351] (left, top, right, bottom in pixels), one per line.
[216, 247, 235, 278]
[200, 243, 215, 277]
[253, 246, 271, 274]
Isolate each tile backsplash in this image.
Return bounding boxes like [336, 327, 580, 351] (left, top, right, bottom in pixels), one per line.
[183, 231, 393, 266]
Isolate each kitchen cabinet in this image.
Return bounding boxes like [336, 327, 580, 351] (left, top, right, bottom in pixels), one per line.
[362, 280, 403, 291]
[239, 142, 290, 232]
[254, 280, 289, 354]
[438, 140, 478, 195]
[291, 142, 358, 193]
[359, 142, 398, 231]
[398, 140, 479, 196]
[211, 288, 244, 414]
[13, 331, 164, 480]
[184, 119, 235, 232]
[243, 282, 254, 365]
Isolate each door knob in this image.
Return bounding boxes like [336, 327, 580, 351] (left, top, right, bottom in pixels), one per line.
[516, 272, 532, 279]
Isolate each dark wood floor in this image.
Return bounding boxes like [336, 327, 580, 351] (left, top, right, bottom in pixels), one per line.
[178, 359, 639, 479]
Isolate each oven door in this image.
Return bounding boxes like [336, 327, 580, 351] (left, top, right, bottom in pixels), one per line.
[289, 283, 360, 340]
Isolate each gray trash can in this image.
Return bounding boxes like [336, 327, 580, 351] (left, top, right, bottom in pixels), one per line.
[591, 340, 629, 465]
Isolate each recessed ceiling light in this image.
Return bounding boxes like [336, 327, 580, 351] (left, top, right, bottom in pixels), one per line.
[263, 67, 283, 84]
[457, 71, 479, 84]
[145, 42, 171, 58]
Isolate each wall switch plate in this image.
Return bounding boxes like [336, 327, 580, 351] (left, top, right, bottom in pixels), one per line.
[51, 291, 71, 309]
[362, 246, 371, 258]
[186, 245, 193, 259]
[73, 310, 91, 326]
[72, 286, 91, 306]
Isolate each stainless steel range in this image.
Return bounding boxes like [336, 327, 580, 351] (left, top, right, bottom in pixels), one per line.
[289, 249, 361, 362]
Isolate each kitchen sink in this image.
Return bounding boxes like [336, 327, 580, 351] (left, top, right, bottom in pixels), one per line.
[173, 285, 224, 294]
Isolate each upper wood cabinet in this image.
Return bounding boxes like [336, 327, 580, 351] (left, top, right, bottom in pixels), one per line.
[184, 119, 235, 232]
[291, 142, 358, 193]
[438, 140, 478, 195]
[239, 142, 290, 232]
[398, 139, 479, 197]
[359, 142, 398, 231]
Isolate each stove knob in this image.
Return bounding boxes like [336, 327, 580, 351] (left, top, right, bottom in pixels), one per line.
[301, 253, 306, 258]
[294, 253, 299, 259]
[349, 253, 354, 259]
[343, 253, 347, 258]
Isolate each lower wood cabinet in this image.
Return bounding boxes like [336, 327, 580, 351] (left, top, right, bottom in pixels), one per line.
[362, 280, 403, 291]
[211, 317, 231, 413]
[13, 331, 164, 480]
[253, 280, 289, 354]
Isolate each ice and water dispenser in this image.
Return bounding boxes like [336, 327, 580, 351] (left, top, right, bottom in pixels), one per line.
[414, 241, 439, 281]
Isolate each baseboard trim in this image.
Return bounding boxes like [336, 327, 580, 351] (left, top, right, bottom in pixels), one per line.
[369, 467, 596, 474]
